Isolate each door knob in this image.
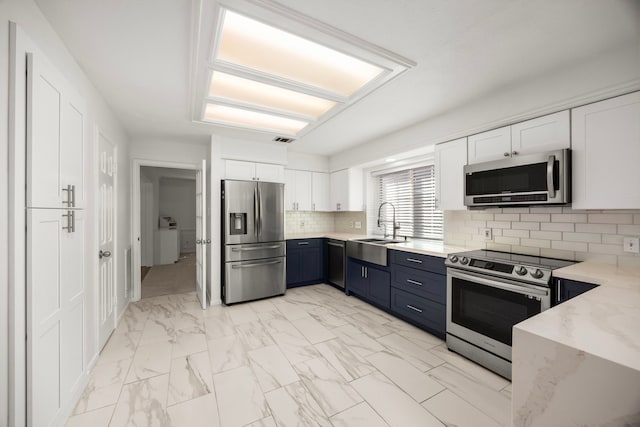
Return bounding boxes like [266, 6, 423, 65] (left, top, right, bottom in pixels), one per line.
[196, 239, 202, 244]
[99, 250, 111, 259]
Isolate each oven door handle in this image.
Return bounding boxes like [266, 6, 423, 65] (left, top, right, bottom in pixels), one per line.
[449, 270, 549, 297]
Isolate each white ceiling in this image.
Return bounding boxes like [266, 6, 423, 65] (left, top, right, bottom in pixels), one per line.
[35, 0, 639, 156]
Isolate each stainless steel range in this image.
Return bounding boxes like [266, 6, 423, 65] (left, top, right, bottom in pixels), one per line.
[445, 250, 574, 379]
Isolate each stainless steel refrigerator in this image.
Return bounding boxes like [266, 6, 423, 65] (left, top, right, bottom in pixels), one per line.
[221, 180, 286, 304]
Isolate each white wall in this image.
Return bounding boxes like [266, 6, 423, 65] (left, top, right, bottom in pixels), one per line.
[220, 137, 287, 164]
[286, 150, 329, 172]
[329, 43, 640, 170]
[159, 178, 197, 253]
[1, 1, 131, 425]
[131, 137, 210, 164]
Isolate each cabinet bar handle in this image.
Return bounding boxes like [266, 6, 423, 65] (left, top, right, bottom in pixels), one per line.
[361, 266, 364, 277]
[406, 279, 423, 286]
[298, 242, 309, 245]
[406, 304, 423, 313]
[406, 258, 422, 264]
[365, 267, 368, 279]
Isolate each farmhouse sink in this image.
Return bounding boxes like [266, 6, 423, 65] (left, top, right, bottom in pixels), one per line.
[346, 238, 404, 266]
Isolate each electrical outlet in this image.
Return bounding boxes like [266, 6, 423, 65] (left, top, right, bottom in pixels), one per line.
[623, 237, 640, 253]
[354, 221, 362, 229]
[482, 228, 492, 240]
[300, 221, 305, 228]
[350, 221, 354, 228]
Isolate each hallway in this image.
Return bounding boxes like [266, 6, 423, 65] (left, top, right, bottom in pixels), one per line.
[142, 253, 197, 299]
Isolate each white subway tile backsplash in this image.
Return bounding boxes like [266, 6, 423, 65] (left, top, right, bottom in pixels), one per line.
[512, 222, 540, 230]
[602, 234, 624, 245]
[494, 213, 520, 221]
[551, 240, 588, 252]
[562, 232, 602, 243]
[495, 236, 520, 245]
[529, 207, 563, 214]
[588, 243, 624, 255]
[575, 223, 617, 234]
[588, 213, 633, 225]
[503, 229, 530, 238]
[551, 214, 588, 223]
[520, 214, 550, 222]
[618, 225, 640, 236]
[444, 207, 640, 267]
[540, 222, 574, 232]
[487, 221, 511, 229]
[521, 239, 551, 249]
[530, 230, 562, 241]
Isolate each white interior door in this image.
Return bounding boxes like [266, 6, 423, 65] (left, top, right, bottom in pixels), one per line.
[196, 159, 208, 309]
[98, 134, 116, 350]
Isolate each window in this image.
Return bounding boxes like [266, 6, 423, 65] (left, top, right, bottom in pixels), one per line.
[376, 165, 443, 240]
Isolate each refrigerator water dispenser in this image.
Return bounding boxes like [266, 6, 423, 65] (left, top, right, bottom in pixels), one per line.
[230, 213, 247, 235]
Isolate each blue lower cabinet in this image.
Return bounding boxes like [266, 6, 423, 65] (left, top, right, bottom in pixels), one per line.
[555, 279, 598, 305]
[392, 264, 446, 305]
[286, 239, 324, 287]
[346, 259, 368, 296]
[346, 258, 390, 309]
[390, 288, 445, 339]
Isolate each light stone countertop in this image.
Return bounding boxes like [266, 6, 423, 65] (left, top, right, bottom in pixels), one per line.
[285, 233, 466, 258]
[553, 261, 640, 289]
[513, 263, 640, 426]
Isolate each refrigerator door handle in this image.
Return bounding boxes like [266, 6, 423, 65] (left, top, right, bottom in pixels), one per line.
[257, 185, 262, 237]
[232, 244, 281, 251]
[253, 186, 259, 237]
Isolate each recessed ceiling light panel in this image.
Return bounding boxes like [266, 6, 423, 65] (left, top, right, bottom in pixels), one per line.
[209, 71, 336, 118]
[204, 103, 309, 134]
[217, 10, 385, 97]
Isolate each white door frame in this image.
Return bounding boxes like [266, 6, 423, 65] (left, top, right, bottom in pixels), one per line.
[95, 128, 118, 349]
[131, 159, 199, 301]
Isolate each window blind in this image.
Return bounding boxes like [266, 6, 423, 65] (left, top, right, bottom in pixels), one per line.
[376, 165, 443, 240]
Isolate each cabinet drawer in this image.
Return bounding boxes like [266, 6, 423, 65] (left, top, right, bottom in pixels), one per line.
[390, 250, 446, 275]
[390, 288, 445, 336]
[286, 238, 322, 250]
[391, 265, 445, 305]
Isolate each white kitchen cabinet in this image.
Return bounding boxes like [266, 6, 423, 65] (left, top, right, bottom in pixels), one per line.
[467, 111, 570, 164]
[27, 52, 86, 209]
[330, 168, 364, 211]
[225, 160, 285, 183]
[284, 169, 312, 211]
[571, 91, 640, 209]
[435, 137, 467, 211]
[467, 126, 511, 164]
[511, 110, 570, 155]
[311, 172, 331, 211]
[27, 208, 86, 427]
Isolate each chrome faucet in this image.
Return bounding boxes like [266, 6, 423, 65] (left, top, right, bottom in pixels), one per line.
[377, 202, 401, 240]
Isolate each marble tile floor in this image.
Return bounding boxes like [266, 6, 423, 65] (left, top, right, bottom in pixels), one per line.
[141, 253, 196, 299]
[67, 284, 512, 427]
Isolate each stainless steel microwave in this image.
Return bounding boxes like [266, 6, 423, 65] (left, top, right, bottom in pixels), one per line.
[464, 148, 571, 208]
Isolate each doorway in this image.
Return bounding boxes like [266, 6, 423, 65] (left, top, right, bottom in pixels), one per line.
[132, 159, 208, 308]
[139, 166, 197, 298]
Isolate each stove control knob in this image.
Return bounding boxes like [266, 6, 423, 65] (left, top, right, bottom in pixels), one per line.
[515, 266, 528, 276]
[530, 269, 544, 279]
[449, 255, 459, 263]
[460, 257, 469, 265]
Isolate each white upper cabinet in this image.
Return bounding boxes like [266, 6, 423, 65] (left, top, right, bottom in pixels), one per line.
[330, 168, 364, 211]
[284, 169, 312, 211]
[27, 52, 86, 209]
[435, 137, 467, 211]
[571, 91, 640, 209]
[467, 111, 570, 164]
[225, 160, 285, 183]
[467, 126, 511, 164]
[511, 110, 570, 155]
[311, 172, 331, 211]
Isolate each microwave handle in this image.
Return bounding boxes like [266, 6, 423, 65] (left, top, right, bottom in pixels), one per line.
[547, 155, 556, 199]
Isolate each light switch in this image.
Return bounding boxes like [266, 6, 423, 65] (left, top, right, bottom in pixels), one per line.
[623, 237, 640, 253]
